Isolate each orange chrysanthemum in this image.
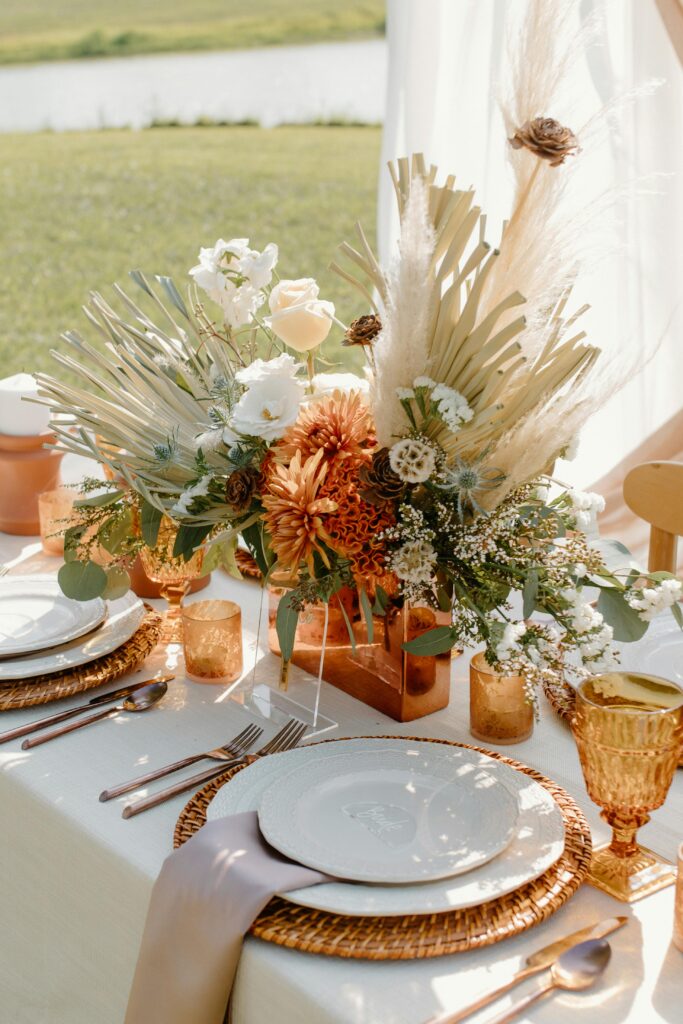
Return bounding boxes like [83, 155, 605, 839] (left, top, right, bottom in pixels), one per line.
[318, 455, 395, 589]
[276, 390, 373, 463]
[262, 448, 337, 574]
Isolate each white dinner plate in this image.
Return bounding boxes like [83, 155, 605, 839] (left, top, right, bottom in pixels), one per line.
[207, 738, 564, 915]
[257, 742, 520, 884]
[0, 576, 106, 658]
[0, 591, 144, 680]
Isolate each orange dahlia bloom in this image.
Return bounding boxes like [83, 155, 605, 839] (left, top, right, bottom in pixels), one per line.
[277, 389, 373, 463]
[318, 455, 395, 589]
[262, 448, 337, 574]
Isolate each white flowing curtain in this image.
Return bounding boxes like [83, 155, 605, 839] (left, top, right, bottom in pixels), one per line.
[379, 0, 683, 490]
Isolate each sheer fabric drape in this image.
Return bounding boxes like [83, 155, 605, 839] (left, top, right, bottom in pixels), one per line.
[379, 0, 683, 488]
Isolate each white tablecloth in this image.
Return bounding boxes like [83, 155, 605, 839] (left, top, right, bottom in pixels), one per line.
[1, 513, 682, 1023]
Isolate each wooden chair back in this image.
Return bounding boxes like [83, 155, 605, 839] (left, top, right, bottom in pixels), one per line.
[623, 461, 683, 573]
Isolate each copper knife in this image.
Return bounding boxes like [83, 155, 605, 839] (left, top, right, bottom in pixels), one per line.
[425, 915, 628, 1024]
[0, 675, 174, 744]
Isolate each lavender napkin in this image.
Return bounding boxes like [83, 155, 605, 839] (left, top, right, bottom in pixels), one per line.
[125, 811, 329, 1024]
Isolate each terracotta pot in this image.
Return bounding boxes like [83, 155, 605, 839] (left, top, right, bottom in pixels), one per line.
[268, 588, 453, 722]
[0, 433, 63, 535]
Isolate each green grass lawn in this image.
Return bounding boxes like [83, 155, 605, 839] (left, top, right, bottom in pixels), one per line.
[0, 126, 380, 384]
[0, 0, 385, 64]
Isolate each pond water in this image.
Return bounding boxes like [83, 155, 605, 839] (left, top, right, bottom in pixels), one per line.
[0, 39, 387, 133]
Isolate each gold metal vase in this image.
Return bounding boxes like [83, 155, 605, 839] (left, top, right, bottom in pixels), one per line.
[572, 672, 683, 902]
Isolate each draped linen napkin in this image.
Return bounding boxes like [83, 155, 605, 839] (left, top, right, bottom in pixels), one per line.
[125, 811, 329, 1024]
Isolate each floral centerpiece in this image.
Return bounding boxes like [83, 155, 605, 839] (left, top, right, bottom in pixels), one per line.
[37, 10, 681, 716]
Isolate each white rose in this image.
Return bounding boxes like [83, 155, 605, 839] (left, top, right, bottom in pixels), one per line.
[269, 278, 320, 312]
[236, 353, 303, 385]
[230, 375, 305, 442]
[266, 277, 335, 352]
[312, 372, 369, 395]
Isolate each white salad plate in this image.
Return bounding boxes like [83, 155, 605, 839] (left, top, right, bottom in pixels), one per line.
[257, 741, 520, 884]
[0, 576, 106, 658]
[0, 591, 144, 680]
[208, 738, 564, 915]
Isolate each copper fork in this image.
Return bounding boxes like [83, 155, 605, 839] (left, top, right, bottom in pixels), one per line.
[121, 718, 308, 818]
[99, 722, 263, 802]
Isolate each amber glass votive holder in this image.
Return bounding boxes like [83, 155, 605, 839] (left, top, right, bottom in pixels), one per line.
[469, 652, 534, 745]
[181, 599, 243, 684]
[38, 487, 80, 555]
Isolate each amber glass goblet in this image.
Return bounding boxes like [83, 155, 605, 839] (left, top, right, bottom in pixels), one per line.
[139, 516, 204, 643]
[572, 672, 683, 902]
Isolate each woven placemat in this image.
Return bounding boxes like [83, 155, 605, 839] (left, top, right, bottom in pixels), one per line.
[0, 606, 162, 710]
[174, 736, 592, 960]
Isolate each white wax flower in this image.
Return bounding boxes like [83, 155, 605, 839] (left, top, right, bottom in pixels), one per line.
[628, 579, 682, 621]
[567, 489, 606, 530]
[230, 375, 305, 442]
[266, 277, 335, 352]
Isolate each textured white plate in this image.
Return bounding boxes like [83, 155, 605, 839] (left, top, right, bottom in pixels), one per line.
[0, 591, 144, 679]
[208, 738, 564, 915]
[0, 576, 106, 657]
[257, 743, 520, 884]
[617, 611, 683, 687]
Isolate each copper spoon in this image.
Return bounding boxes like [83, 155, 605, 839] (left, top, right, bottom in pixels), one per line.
[21, 681, 168, 749]
[489, 938, 612, 1024]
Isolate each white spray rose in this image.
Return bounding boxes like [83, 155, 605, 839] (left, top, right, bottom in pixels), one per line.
[236, 353, 303, 385]
[190, 237, 278, 329]
[230, 375, 305, 442]
[266, 277, 335, 352]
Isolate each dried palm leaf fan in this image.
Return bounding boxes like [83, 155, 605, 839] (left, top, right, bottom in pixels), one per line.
[332, 152, 599, 507]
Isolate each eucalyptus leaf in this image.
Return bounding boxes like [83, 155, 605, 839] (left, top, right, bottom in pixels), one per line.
[671, 601, 683, 631]
[522, 570, 539, 619]
[63, 524, 87, 562]
[358, 587, 374, 644]
[99, 509, 133, 556]
[140, 499, 162, 548]
[372, 585, 390, 617]
[172, 523, 212, 561]
[403, 626, 456, 656]
[338, 599, 357, 652]
[58, 560, 108, 601]
[596, 588, 648, 643]
[242, 521, 270, 576]
[75, 489, 124, 509]
[102, 566, 131, 600]
[275, 591, 300, 662]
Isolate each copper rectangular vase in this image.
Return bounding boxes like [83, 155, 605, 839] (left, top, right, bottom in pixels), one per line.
[268, 589, 452, 721]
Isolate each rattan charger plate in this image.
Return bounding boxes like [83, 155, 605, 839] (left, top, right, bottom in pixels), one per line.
[174, 735, 592, 960]
[0, 605, 162, 710]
